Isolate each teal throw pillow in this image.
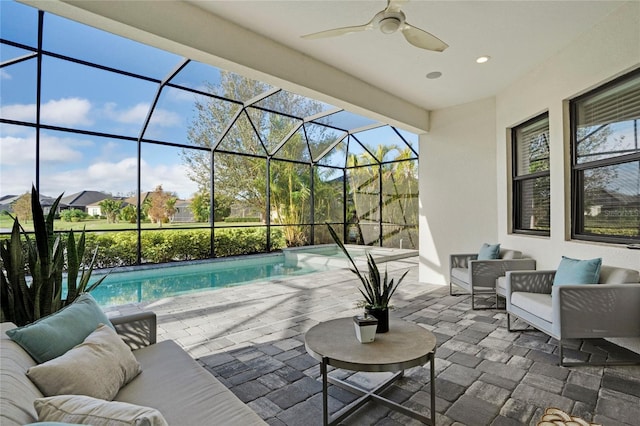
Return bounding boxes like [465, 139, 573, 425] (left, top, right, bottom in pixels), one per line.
[477, 243, 501, 260]
[553, 256, 602, 285]
[5, 293, 113, 364]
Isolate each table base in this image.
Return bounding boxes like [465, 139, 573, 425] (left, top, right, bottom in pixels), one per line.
[320, 354, 436, 425]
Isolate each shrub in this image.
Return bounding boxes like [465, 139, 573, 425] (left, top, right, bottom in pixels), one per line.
[81, 227, 286, 268]
[224, 217, 262, 223]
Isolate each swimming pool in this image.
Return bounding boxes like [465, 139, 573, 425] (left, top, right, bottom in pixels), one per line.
[89, 253, 338, 307]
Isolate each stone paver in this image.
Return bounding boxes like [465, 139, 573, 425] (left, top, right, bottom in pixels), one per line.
[107, 257, 640, 425]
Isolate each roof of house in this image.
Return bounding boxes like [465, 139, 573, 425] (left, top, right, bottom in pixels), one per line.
[60, 191, 111, 208]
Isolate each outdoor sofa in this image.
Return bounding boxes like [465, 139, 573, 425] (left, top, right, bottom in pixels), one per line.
[1, 308, 266, 425]
[504, 262, 640, 366]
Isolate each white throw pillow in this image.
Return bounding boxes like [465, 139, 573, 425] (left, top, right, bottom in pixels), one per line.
[35, 395, 168, 426]
[27, 323, 141, 400]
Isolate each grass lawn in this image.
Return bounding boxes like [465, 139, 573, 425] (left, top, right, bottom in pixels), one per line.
[0, 216, 263, 232]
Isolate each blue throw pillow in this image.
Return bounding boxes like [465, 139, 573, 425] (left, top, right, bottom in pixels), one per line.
[5, 293, 113, 364]
[477, 243, 501, 260]
[553, 256, 602, 285]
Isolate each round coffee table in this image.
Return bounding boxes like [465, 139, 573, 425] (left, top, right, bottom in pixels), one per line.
[305, 317, 437, 425]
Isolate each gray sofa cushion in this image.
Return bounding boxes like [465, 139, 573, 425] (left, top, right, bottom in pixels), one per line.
[116, 340, 266, 425]
[0, 323, 41, 426]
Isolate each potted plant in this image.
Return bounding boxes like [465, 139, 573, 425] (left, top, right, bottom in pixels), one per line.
[0, 186, 106, 326]
[327, 224, 408, 333]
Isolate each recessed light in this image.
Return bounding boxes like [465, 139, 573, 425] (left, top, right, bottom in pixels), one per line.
[426, 71, 442, 79]
[476, 56, 490, 64]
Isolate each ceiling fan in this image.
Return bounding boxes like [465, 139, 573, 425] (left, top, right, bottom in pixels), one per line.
[301, 0, 448, 52]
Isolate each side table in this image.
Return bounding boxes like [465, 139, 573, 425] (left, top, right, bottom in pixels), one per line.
[305, 317, 437, 425]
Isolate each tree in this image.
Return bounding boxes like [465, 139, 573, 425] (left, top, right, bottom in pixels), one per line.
[190, 192, 210, 222]
[99, 199, 122, 224]
[11, 192, 32, 222]
[213, 194, 233, 222]
[119, 204, 138, 223]
[182, 72, 328, 244]
[147, 185, 177, 226]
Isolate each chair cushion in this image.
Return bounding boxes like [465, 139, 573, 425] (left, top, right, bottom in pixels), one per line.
[6, 293, 114, 364]
[553, 256, 602, 286]
[478, 243, 500, 260]
[496, 277, 507, 296]
[499, 249, 522, 260]
[598, 265, 640, 284]
[511, 292, 553, 322]
[27, 324, 141, 401]
[451, 267, 469, 283]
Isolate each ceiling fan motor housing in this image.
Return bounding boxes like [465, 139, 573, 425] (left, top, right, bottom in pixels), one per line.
[375, 10, 405, 34]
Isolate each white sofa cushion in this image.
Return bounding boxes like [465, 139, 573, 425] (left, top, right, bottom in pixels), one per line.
[511, 292, 553, 323]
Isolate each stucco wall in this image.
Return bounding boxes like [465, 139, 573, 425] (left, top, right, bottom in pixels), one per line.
[496, 1, 640, 271]
[419, 97, 497, 285]
[419, 1, 640, 353]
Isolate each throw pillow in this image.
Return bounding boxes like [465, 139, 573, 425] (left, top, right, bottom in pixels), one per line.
[6, 293, 114, 363]
[553, 256, 602, 285]
[35, 395, 168, 426]
[27, 324, 141, 401]
[477, 243, 501, 260]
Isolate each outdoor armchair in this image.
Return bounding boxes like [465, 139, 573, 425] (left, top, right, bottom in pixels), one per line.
[449, 248, 536, 309]
[505, 265, 640, 366]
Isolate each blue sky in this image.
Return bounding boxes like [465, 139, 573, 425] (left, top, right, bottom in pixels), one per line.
[0, 1, 418, 200]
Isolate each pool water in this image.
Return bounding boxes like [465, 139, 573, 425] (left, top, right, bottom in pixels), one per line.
[89, 254, 337, 307]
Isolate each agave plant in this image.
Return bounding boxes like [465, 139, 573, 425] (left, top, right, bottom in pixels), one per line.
[326, 223, 407, 309]
[0, 186, 106, 326]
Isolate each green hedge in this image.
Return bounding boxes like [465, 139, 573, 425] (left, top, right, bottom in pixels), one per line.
[224, 217, 262, 223]
[83, 228, 286, 268]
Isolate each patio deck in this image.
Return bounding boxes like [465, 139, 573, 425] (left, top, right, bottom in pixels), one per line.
[106, 257, 640, 425]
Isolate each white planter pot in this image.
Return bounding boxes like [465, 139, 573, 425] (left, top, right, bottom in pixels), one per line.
[353, 315, 378, 343]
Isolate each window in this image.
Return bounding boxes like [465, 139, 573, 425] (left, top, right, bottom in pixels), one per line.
[571, 69, 640, 244]
[512, 113, 550, 235]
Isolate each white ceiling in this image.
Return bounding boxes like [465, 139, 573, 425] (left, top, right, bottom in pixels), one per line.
[186, 0, 625, 111]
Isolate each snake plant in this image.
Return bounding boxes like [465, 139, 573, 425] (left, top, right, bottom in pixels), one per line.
[326, 223, 407, 309]
[0, 186, 106, 326]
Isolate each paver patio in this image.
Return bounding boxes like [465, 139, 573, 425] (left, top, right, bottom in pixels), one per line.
[106, 257, 640, 425]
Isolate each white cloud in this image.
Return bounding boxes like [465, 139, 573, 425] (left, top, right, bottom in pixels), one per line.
[0, 97, 92, 126]
[41, 98, 93, 126]
[28, 158, 198, 200]
[103, 102, 181, 127]
[1, 70, 12, 80]
[0, 103, 35, 121]
[0, 132, 88, 166]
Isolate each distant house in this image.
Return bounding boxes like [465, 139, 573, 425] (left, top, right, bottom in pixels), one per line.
[229, 203, 263, 220]
[173, 199, 194, 222]
[0, 195, 20, 214]
[60, 191, 111, 212]
[0, 194, 66, 216]
[40, 195, 67, 216]
[86, 197, 128, 217]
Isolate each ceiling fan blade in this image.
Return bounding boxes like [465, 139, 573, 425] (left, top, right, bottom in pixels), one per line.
[386, 0, 408, 13]
[302, 22, 374, 40]
[401, 23, 448, 52]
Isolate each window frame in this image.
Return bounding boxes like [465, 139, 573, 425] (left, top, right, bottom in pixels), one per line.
[570, 68, 640, 245]
[511, 112, 551, 236]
